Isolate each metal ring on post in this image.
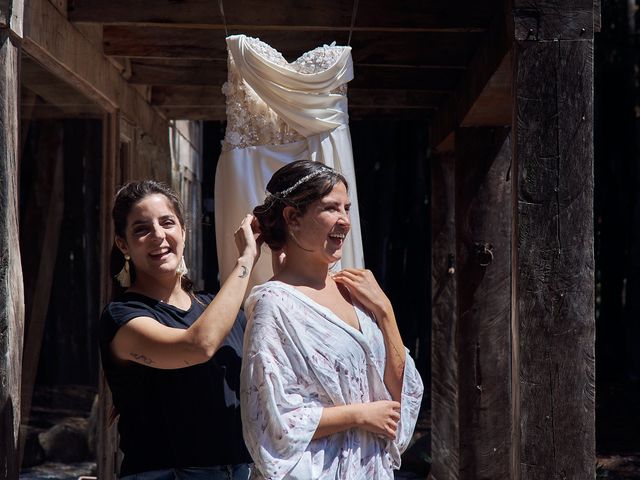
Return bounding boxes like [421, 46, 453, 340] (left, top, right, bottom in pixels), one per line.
[474, 242, 494, 267]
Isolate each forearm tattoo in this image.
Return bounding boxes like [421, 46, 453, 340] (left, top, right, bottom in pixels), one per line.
[129, 352, 154, 365]
[238, 265, 248, 278]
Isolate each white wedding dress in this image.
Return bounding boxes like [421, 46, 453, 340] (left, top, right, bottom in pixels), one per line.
[215, 34, 364, 286]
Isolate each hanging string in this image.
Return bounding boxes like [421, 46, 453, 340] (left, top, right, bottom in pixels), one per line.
[347, 0, 360, 46]
[218, 0, 229, 38]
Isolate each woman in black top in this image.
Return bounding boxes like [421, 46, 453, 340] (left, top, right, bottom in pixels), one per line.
[100, 180, 258, 479]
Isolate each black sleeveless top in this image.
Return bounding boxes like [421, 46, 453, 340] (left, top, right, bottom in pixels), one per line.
[99, 292, 251, 476]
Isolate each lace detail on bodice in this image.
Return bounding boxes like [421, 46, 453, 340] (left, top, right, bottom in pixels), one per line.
[222, 36, 349, 152]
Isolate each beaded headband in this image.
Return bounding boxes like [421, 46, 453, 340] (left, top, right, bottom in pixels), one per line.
[268, 167, 334, 199]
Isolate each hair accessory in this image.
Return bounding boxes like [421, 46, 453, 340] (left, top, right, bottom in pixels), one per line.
[176, 256, 188, 276]
[271, 168, 329, 198]
[115, 254, 131, 287]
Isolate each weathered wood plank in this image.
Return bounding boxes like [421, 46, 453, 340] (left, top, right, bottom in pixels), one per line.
[349, 31, 481, 68]
[103, 26, 479, 68]
[460, 51, 512, 128]
[456, 127, 512, 480]
[354, 65, 462, 91]
[430, 6, 511, 150]
[513, 0, 595, 40]
[129, 59, 227, 85]
[103, 26, 349, 60]
[150, 85, 444, 109]
[69, 0, 493, 31]
[430, 152, 459, 480]
[514, 39, 595, 480]
[0, 31, 24, 480]
[131, 59, 462, 93]
[157, 105, 435, 121]
[97, 111, 120, 480]
[23, 0, 169, 153]
[19, 122, 65, 464]
[0, 0, 8, 28]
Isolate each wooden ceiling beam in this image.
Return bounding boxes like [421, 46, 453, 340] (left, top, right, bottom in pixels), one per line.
[102, 26, 481, 68]
[130, 59, 463, 92]
[68, 0, 492, 32]
[429, 4, 512, 151]
[157, 105, 434, 122]
[22, 0, 169, 151]
[150, 85, 445, 110]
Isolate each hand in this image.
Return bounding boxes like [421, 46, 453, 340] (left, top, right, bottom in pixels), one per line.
[355, 400, 401, 439]
[234, 214, 262, 265]
[333, 269, 392, 319]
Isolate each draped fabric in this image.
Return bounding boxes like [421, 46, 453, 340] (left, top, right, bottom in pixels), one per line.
[241, 281, 424, 480]
[215, 35, 364, 287]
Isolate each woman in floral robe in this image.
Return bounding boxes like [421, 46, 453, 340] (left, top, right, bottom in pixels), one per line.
[241, 160, 423, 479]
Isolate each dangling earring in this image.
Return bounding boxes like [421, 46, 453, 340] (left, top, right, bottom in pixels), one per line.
[115, 254, 131, 287]
[176, 256, 188, 276]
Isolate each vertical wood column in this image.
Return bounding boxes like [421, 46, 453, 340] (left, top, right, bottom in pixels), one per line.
[0, 29, 24, 480]
[97, 111, 120, 480]
[431, 152, 459, 480]
[431, 128, 514, 480]
[456, 128, 513, 480]
[513, 3, 596, 478]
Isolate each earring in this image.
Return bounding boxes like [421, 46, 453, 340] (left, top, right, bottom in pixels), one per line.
[176, 256, 188, 276]
[115, 254, 131, 287]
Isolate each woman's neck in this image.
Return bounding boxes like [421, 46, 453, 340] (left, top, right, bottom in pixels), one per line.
[276, 248, 330, 290]
[129, 272, 187, 304]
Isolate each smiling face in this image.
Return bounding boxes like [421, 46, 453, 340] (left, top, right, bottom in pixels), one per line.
[115, 193, 185, 283]
[286, 181, 351, 264]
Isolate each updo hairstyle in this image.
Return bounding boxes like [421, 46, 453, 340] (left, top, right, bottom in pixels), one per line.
[253, 160, 348, 251]
[110, 180, 194, 295]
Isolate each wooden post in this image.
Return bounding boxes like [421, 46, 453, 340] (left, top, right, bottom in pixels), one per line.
[97, 111, 120, 480]
[0, 27, 24, 480]
[430, 151, 459, 480]
[455, 127, 513, 479]
[513, 1, 595, 478]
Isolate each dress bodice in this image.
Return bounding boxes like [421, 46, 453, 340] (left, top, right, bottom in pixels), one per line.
[222, 36, 350, 151]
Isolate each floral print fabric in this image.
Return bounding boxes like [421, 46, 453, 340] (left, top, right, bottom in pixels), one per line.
[241, 281, 424, 480]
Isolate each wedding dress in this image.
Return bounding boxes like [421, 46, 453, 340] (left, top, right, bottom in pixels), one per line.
[215, 34, 364, 286]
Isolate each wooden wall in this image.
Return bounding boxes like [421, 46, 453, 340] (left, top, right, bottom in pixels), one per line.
[0, 1, 23, 477]
[513, 1, 596, 476]
[431, 2, 596, 479]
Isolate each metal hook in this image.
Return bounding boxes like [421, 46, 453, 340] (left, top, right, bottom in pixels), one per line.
[474, 242, 494, 267]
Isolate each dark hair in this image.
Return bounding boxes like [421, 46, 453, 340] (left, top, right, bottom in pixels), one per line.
[253, 160, 348, 250]
[110, 180, 194, 296]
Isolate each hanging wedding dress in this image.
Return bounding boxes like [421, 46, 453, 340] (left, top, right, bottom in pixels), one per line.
[215, 34, 364, 286]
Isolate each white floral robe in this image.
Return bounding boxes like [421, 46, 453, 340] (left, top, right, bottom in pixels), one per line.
[241, 281, 424, 480]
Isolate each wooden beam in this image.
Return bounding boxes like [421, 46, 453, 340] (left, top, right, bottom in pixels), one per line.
[150, 85, 444, 109]
[429, 7, 511, 150]
[68, 0, 493, 32]
[455, 127, 512, 479]
[129, 59, 227, 85]
[512, 3, 595, 478]
[513, 0, 595, 40]
[460, 51, 512, 128]
[19, 123, 65, 464]
[103, 26, 348, 60]
[103, 26, 480, 69]
[0, 0, 23, 37]
[97, 111, 124, 479]
[431, 152, 459, 480]
[349, 31, 481, 68]
[0, 30, 24, 480]
[22, 0, 169, 152]
[131, 59, 463, 92]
